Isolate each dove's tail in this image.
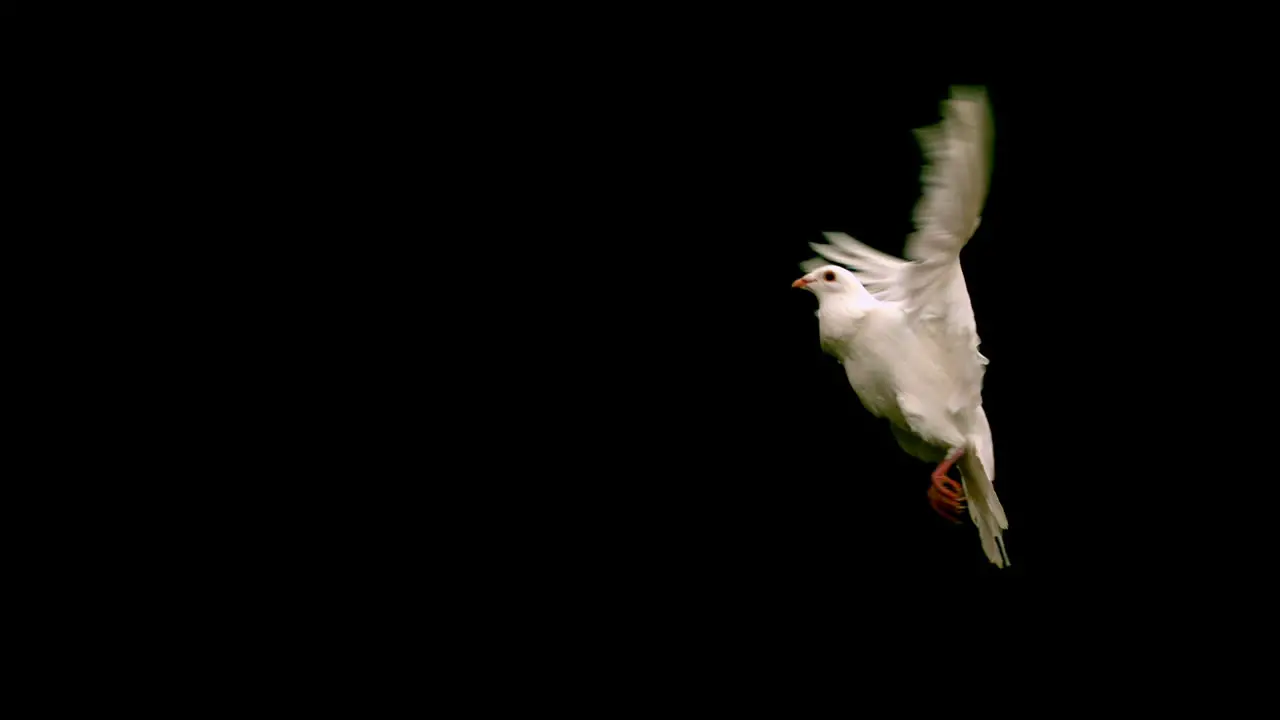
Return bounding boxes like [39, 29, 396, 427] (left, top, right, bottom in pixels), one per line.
[960, 407, 1009, 567]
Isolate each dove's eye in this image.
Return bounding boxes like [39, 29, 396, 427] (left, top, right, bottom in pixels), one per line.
[823, 271, 836, 282]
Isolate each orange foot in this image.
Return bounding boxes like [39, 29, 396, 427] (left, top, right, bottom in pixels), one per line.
[927, 448, 967, 524]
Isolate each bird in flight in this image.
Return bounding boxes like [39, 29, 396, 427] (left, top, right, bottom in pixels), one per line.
[792, 86, 1008, 567]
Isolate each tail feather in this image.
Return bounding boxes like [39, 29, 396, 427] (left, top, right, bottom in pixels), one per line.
[959, 449, 1009, 567]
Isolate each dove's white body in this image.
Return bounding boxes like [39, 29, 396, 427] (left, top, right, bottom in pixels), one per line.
[820, 300, 965, 454]
[798, 86, 1009, 567]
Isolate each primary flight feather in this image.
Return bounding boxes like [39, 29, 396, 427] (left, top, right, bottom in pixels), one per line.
[793, 86, 1008, 567]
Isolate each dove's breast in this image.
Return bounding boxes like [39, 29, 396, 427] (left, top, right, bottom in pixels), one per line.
[841, 357, 903, 423]
[822, 307, 909, 424]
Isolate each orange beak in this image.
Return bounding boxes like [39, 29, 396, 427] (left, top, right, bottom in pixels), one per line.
[791, 277, 808, 289]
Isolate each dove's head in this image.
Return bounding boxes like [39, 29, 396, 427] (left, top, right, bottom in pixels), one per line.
[791, 265, 863, 298]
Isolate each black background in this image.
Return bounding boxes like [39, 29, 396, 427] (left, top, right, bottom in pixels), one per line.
[11, 14, 1278, 696]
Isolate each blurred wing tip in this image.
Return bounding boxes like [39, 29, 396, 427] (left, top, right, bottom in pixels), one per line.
[799, 256, 827, 273]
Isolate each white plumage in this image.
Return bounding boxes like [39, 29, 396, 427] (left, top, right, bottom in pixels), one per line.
[794, 86, 1008, 567]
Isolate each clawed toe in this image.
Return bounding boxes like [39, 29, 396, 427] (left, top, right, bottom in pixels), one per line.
[928, 474, 967, 524]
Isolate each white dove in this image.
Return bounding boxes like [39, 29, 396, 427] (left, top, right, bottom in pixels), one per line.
[792, 86, 1008, 567]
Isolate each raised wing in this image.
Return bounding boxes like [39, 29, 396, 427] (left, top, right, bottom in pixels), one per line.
[906, 86, 992, 269]
[806, 86, 994, 409]
[899, 86, 992, 410]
